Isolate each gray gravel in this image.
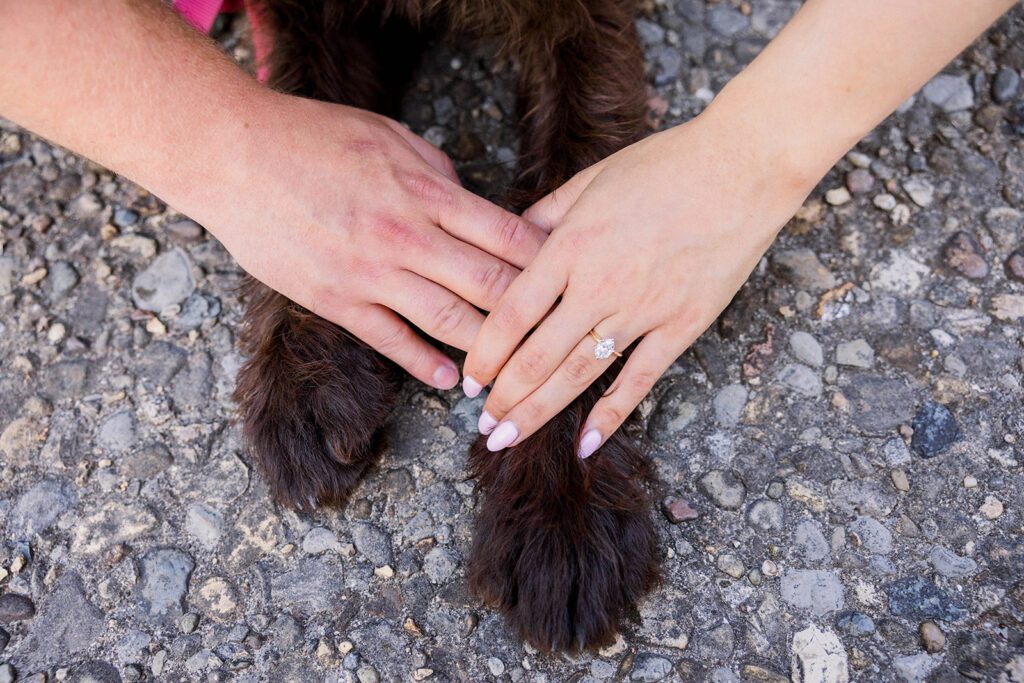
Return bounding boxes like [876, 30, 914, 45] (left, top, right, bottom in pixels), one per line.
[1, 2, 1024, 681]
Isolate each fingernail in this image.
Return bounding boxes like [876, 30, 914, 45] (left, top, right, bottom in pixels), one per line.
[478, 410, 498, 435]
[463, 376, 483, 398]
[433, 364, 459, 389]
[487, 421, 518, 452]
[579, 429, 602, 459]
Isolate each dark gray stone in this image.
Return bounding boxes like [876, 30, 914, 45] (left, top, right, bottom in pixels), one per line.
[911, 401, 960, 457]
[138, 548, 195, 620]
[886, 577, 968, 621]
[0, 594, 35, 623]
[11, 478, 76, 537]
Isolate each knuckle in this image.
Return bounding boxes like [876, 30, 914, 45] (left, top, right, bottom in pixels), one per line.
[373, 325, 410, 357]
[374, 216, 414, 244]
[562, 354, 595, 386]
[493, 303, 522, 332]
[400, 170, 454, 206]
[494, 212, 528, 251]
[599, 402, 629, 428]
[626, 370, 660, 396]
[431, 300, 467, 337]
[513, 347, 550, 384]
[474, 262, 514, 304]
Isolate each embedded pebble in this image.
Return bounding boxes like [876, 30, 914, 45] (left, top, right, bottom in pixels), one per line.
[790, 624, 848, 683]
[788, 331, 824, 367]
[942, 231, 989, 280]
[922, 74, 974, 112]
[902, 177, 935, 207]
[699, 470, 746, 510]
[835, 339, 875, 368]
[980, 495, 1004, 519]
[131, 247, 196, 312]
[911, 401, 960, 457]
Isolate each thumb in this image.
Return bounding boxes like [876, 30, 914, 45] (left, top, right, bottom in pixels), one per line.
[522, 163, 603, 232]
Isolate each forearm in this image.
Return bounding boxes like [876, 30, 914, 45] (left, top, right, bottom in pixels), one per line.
[0, 0, 265, 222]
[702, 0, 1017, 188]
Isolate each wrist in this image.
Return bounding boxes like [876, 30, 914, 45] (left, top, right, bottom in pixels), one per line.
[697, 72, 845, 199]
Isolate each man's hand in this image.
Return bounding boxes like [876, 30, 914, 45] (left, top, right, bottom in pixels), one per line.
[219, 97, 545, 388]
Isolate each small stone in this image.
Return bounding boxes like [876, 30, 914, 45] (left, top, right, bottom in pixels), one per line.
[920, 621, 946, 653]
[836, 612, 875, 637]
[113, 208, 139, 227]
[891, 470, 909, 492]
[716, 553, 745, 578]
[778, 364, 823, 398]
[922, 74, 974, 112]
[747, 499, 785, 532]
[630, 654, 673, 682]
[790, 624, 849, 683]
[47, 322, 66, 344]
[413, 669, 434, 681]
[911, 401, 960, 457]
[991, 293, 1024, 321]
[980, 495, 1004, 520]
[662, 497, 699, 523]
[166, 218, 205, 241]
[131, 248, 196, 313]
[302, 527, 341, 555]
[486, 657, 505, 677]
[352, 523, 393, 566]
[789, 331, 824, 367]
[770, 249, 837, 291]
[886, 577, 968, 621]
[373, 565, 395, 579]
[356, 666, 380, 683]
[791, 518, 830, 563]
[0, 593, 36, 623]
[0, 664, 14, 683]
[873, 193, 898, 211]
[782, 570, 845, 615]
[423, 547, 457, 583]
[194, 577, 239, 621]
[993, 67, 1021, 104]
[928, 546, 977, 577]
[45, 261, 79, 298]
[699, 469, 746, 510]
[942, 231, 989, 279]
[111, 234, 158, 259]
[139, 548, 194, 620]
[845, 169, 875, 195]
[179, 613, 200, 633]
[1006, 249, 1024, 282]
[963, 475, 978, 488]
[902, 177, 935, 207]
[185, 503, 223, 549]
[706, 4, 749, 36]
[21, 267, 47, 286]
[97, 411, 136, 453]
[835, 339, 875, 368]
[825, 187, 852, 206]
[712, 383, 748, 427]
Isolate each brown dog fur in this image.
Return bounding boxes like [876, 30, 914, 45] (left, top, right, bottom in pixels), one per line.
[232, 0, 661, 653]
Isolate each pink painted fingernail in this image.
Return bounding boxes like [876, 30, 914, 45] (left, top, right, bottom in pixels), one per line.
[478, 410, 498, 435]
[579, 429, 602, 459]
[433, 364, 459, 389]
[463, 376, 483, 398]
[487, 421, 518, 452]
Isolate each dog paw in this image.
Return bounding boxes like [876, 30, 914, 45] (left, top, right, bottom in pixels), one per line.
[234, 285, 398, 511]
[467, 416, 661, 652]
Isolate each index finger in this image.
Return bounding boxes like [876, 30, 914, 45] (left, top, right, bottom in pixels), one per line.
[439, 189, 547, 270]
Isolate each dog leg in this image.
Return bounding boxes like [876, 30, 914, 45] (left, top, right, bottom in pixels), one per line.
[466, 0, 662, 653]
[234, 1, 424, 511]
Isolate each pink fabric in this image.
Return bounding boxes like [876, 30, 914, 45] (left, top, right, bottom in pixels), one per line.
[173, 0, 270, 82]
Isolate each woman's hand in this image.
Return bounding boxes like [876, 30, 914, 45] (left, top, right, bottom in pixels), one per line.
[213, 94, 546, 390]
[462, 109, 815, 456]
